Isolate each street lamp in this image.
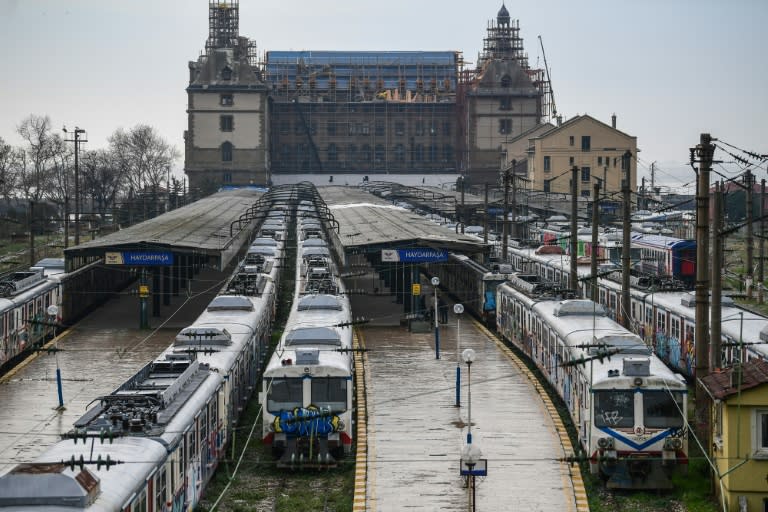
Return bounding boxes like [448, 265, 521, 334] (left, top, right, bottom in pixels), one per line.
[462, 348, 476, 443]
[454, 303, 464, 407]
[47, 304, 64, 410]
[460, 347, 482, 512]
[432, 276, 440, 359]
[63, 126, 87, 246]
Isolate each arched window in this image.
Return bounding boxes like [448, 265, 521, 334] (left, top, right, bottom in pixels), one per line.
[221, 141, 233, 162]
[500, 75, 512, 88]
[221, 67, 232, 80]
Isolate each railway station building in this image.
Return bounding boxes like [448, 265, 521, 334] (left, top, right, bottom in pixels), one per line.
[184, 1, 554, 195]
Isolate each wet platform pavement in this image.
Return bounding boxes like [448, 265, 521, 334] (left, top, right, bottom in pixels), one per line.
[0, 268, 225, 477]
[359, 317, 583, 512]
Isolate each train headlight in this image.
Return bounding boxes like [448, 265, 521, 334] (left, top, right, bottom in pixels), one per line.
[337, 420, 345, 432]
[597, 437, 614, 449]
[664, 438, 683, 450]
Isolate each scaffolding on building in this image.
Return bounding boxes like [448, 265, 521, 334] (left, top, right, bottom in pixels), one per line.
[206, 0, 239, 53]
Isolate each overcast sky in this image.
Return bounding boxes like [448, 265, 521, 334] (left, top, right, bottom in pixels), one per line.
[2, 0, 765, 191]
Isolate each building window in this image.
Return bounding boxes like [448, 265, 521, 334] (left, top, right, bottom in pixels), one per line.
[582, 136, 591, 151]
[375, 121, 385, 137]
[223, 172, 232, 183]
[429, 123, 438, 136]
[500, 97, 511, 111]
[581, 166, 591, 182]
[413, 144, 424, 162]
[394, 143, 406, 163]
[347, 144, 358, 163]
[415, 121, 425, 136]
[499, 119, 512, 135]
[220, 94, 233, 106]
[443, 144, 453, 163]
[279, 121, 290, 135]
[374, 144, 385, 165]
[544, 180, 551, 193]
[500, 75, 512, 88]
[443, 121, 451, 136]
[327, 143, 338, 162]
[361, 144, 372, 163]
[754, 409, 768, 458]
[395, 121, 405, 136]
[569, 135, 574, 146]
[327, 121, 337, 136]
[221, 142, 233, 162]
[221, 67, 232, 81]
[544, 156, 551, 172]
[429, 144, 438, 162]
[569, 156, 574, 165]
[581, 190, 590, 198]
[220, 115, 234, 132]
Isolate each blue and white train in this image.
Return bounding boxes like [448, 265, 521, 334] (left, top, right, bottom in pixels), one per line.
[260, 203, 355, 467]
[496, 275, 689, 489]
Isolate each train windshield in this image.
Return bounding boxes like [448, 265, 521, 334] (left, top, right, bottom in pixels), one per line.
[267, 378, 303, 412]
[593, 391, 634, 428]
[643, 391, 685, 428]
[311, 378, 348, 413]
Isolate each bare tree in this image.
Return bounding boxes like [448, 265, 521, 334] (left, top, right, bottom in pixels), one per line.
[16, 114, 57, 203]
[81, 148, 124, 222]
[0, 137, 20, 201]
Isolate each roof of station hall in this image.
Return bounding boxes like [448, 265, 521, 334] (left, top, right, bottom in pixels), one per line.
[66, 188, 264, 261]
[317, 186, 487, 254]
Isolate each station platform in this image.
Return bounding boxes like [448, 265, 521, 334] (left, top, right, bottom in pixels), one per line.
[356, 316, 588, 511]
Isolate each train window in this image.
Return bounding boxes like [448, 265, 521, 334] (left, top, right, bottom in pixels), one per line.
[155, 467, 167, 511]
[657, 312, 667, 333]
[132, 488, 148, 512]
[643, 391, 684, 428]
[268, 378, 303, 412]
[671, 317, 681, 341]
[594, 391, 634, 428]
[311, 377, 348, 412]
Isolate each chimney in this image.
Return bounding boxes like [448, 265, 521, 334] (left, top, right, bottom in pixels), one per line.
[611, 113, 617, 129]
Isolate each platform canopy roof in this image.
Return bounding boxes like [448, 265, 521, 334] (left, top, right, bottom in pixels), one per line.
[317, 186, 487, 254]
[65, 188, 264, 271]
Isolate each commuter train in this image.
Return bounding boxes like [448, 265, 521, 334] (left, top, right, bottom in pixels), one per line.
[261, 202, 355, 467]
[0, 258, 135, 375]
[0, 201, 286, 511]
[496, 275, 689, 489]
[527, 229, 696, 288]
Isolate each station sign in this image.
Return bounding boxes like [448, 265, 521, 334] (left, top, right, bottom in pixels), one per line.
[411, 284, 421, 295]
[106, 251, 174, 266]
[381, 248, 448, 263]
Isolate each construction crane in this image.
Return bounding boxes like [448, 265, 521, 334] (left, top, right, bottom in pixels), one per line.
[538, 35, 557, 121]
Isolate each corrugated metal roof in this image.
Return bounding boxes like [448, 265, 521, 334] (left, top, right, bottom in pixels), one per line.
[66, 189, 263, 269]
[317, 186, 486, 253]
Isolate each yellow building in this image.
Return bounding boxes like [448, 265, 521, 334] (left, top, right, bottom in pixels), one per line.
[526, 114, 637, 197]
[701, 359, 768, 512]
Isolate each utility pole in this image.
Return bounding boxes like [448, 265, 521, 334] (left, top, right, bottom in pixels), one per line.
[746, 170, 754, 298]
[641, 176, 646, 210]
[711, 182, 722, 370]
[591, 181, 601, 302]
[502, 167, 509, 260]
[483, 183, 489, 245]
[460, 177, 465, 234]
[760, 179, 766, 303]
[621, 151, 632, 328]
[693, 132, 714, 449]
[510, 159, 517, 241]
[570, 165, 578, 294]
[63, 126, 87, 246]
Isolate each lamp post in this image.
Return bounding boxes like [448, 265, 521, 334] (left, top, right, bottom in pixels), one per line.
[47, 305, 64, 410]
[454, 303, 464, 407]
[461, 347, 479, 512]
[432, 277, 440, 359]
[63, 126, 87, 246]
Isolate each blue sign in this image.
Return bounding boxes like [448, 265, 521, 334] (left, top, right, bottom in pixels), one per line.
[382, 248, 448, 263]
[122, 251, 174, 266]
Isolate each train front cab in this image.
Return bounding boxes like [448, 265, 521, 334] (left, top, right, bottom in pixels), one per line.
[590, 374, 688, 489]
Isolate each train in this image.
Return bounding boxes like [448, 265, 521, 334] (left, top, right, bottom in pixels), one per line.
[0, 258, 135, 375]
[529, 228, 696, 288]
[0, 197, 287, 511]
[496, 275, 689, 489]
[260, 201, 355, 467]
